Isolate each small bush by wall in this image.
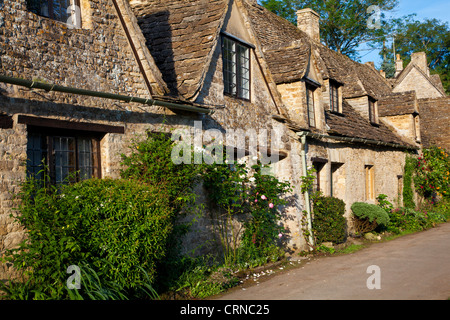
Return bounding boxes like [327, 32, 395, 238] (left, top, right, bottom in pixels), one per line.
[312, 196, 347, 244]
[351, 202, 390, 234]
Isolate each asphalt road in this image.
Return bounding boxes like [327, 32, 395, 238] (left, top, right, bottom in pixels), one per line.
[217, 222, 450, 300]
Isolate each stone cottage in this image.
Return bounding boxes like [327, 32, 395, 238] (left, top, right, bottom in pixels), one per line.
[241, 2, 418, 220]
[0, 0, 215, 279]
[0, 0, 445, 280]
[390, 52, 449, 151]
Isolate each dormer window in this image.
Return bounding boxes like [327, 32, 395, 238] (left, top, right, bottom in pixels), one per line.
[329, 81, 341, 113]
[306, 84, 316, 127]
[222, 34, 251, 100]
[368, 97, 378, 124]
[27, 0, 81, 28]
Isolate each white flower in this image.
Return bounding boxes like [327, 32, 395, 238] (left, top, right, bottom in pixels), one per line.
[249, 177, 256, 182]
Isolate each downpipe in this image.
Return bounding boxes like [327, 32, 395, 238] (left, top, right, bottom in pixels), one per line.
[299, 131, 315, 248]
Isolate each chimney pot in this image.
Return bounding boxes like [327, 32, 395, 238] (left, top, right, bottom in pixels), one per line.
[395, 54, 403, 77]
[296, 8, 320, 43]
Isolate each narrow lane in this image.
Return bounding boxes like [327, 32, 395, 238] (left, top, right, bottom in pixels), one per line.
[217, 222, 450, 300]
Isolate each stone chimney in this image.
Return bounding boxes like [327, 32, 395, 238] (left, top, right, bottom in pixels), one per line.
[297, 8, 320, 42]
[411, 52, 429, 77]
[395, 54, 403, 77]
[365, 61, 375, 69]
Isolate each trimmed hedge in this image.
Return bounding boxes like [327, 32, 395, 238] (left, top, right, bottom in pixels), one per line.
[312, 196, 347, 244]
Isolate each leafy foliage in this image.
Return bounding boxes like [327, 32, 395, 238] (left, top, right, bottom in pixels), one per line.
[378, 16, 450, 93]
[387, 206, 447, 234]
[312, 196, 347, 244]
[1, 177, 172, 299]
[351, 202, 390, 227]
[203, 157, 292, 266]
[414, 146, 450, 200]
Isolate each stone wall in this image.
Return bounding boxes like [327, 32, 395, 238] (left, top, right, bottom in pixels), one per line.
[0, 0, 199, 280]
[276, 82, 309, 128]
[0, 0, 302, 280]
[394, 67, 444, 99]
[380, 114, 417, 145]
[306, 140, 406, 229]
[419, 97, 450, 151]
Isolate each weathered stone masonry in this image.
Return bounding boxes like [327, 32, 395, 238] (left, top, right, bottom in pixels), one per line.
[0, 0, 204, 280]
[1, 0, 448, 282]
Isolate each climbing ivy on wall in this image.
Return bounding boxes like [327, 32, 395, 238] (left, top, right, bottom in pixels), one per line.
[403, 154, 417, 209]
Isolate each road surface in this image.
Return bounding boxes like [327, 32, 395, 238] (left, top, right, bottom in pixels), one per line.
[217, 222, 450, 300]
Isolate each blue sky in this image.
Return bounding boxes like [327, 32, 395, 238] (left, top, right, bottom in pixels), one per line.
[359, 0, 450, 66]
[395, 0, 450, 24]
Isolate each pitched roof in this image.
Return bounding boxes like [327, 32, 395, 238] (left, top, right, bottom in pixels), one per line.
[130, 0, 228, 99]
[243, 1, 392, 99]
[393, 62, 446, 97]
[242, 1, 311, 84]
[378, 91, 418, 117]
[314, 43, 392, 99]
[262, 40, 311, 84]
[326, 100, 413, 147]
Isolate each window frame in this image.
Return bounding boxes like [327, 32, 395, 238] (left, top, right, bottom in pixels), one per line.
[222, 34, 252, 101]
[329, 80, 340, 113]
[365, 165, 375, 200]
[26, 126, 102, 184]
[26, 0, 81, 28]
[312, 159, 327, 193]
[306, 83, 317, 128]
[368, 97, 378, 125]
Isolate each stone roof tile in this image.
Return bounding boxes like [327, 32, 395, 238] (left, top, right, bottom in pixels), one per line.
[130, 0, 228, 99]
[378, 91, 418, 117]
[326, 100, 413, 147]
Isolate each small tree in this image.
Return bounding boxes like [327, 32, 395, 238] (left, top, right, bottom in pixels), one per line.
[351, 202, 390, 234]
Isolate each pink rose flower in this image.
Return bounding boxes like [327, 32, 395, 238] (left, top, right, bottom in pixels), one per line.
[261, 195, 267, 200]
[269, 203, 274, 208]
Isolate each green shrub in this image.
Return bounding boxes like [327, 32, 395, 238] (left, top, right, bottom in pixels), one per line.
[351, 202, 390, 229]
[403, 155, 417, 209]
[203, 158, 291, 266]
[1, 177, 172, 299]
[312, 196, 347, 244]
[120, 131, 203, 213]
[388, 207, 447, 234]
[414, 146, 450, 200]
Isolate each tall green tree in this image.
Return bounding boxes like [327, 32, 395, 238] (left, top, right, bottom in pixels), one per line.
[260, 0, 401, 60]
[378, 17, 450, 94]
